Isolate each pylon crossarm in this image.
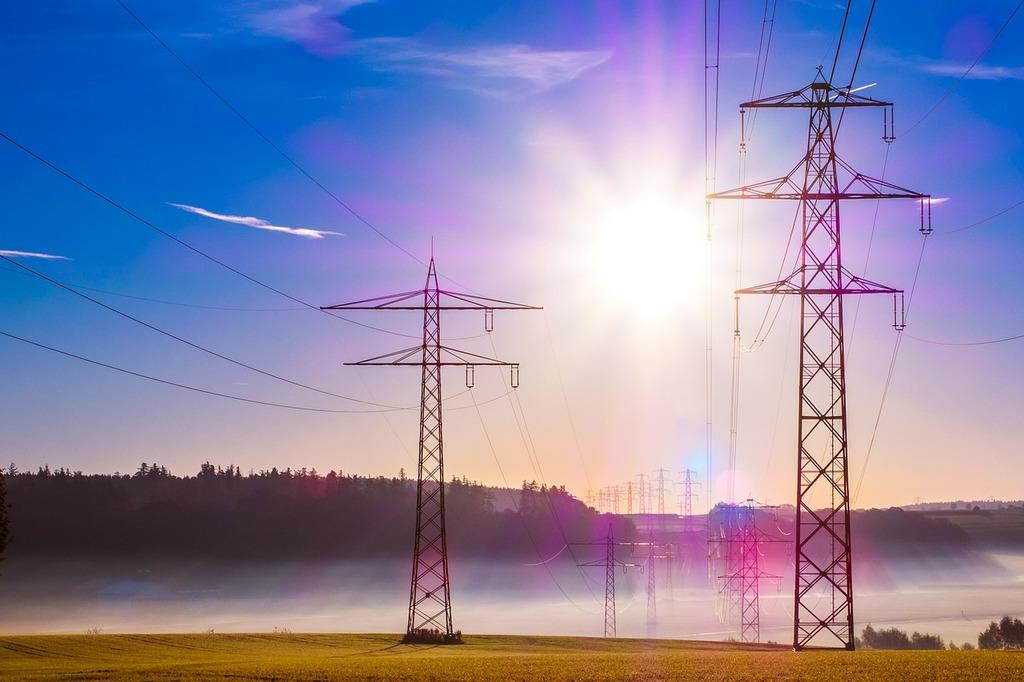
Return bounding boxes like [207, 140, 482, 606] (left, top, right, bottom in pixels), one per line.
[741, 81, 891, 109]
[321, 289, 424, 310]
[437, 345, 516, 366]
[346, 345, 423, 365]
[437, 289, 542, 310]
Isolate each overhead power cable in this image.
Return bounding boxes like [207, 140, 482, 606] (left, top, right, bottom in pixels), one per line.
[902, 0, 1024, 136]
[1, 253, 400, 408]
[112, 0, 425, 269]
[829, 1, 854, 84]
[853, 235, 929, 505]
[939, 197, 1024, 235]
[0, 129, 425, 339]
[0, 263, 486, 341]
[907, 331, 1024, 347]
[0, 329, 400, 414]
[468, 388, 594, 613]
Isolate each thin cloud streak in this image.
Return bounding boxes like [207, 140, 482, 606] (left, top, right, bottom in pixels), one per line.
[921, 62, 1024, 80]
[170, 203, 343, 239]
[358, 39, 611, 95]
[0, 250, 69, 260]
[245, 0, 374, 57]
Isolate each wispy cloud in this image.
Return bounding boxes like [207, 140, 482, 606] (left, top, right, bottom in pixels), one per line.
[0, 250, 69, 260]
[245, 0, 374, 57]
[170, 203, 342, 239]
[358, 39, 610, 95]
[922, 197, 950, 205]
[919, 62, 1024, 81]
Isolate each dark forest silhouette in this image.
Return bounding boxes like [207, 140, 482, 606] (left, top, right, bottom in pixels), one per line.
[1, 463, 1007, 565]
[3, 463, 634, 560]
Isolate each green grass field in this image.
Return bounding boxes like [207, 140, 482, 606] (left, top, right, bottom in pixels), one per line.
[1, 633, 1022, 681]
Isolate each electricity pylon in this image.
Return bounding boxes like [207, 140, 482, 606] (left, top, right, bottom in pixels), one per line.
[678, 469, 702, 534]
[626, 481, 634, 515]
[322, 256, 539, 642]
[637, 473, 648, 515]
[708, 69, 930, 650]
[709, 500, 784, 643]
[573, 521, 639, 638]
[631, 533, 674, 635]
[653, 468, 668, 515]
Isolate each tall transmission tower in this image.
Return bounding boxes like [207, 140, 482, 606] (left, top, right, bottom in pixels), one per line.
[708, 70, 930, 650]
[709, 500, 783, 643]
[322, 256, 539, 643]
[637, 473, 648, 515]
[573, 522, 638, 637]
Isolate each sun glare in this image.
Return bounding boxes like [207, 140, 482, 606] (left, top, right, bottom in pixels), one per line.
[587, 193, 704, 317]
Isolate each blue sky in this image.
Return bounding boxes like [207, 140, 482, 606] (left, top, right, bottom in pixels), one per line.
[1, 1, 1022, 507]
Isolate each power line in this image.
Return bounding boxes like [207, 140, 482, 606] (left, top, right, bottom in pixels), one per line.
[704, 0, 722, 514]
[487, 333, 601, 605]
[468, 387, 595, 614]
[939, 197, 1024, 235]
[902, 0, 1024, 136]
[853, 235, 930, 505]
[112, 0, 426, 269]
[907, 331, 1024, 347]
[0, 263, 487, 341]
[0, 329, 401, 414]
[0, 129, 423, 339]
[1, 253, 401, 408]
[828, 1, 853, 84]
[541, 312, 593, 493]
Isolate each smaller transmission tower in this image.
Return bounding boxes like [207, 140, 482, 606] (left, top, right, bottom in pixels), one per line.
[573, 522, 638, 637]
[709, 500, 785, 643]
[654, 468, 668, 515]
[637, 473, 648, 515]
[678, 469, 702, 534]
[630, 533, 674, 634]
[626, 481, 634, 515]
[323, 256, 539, 642]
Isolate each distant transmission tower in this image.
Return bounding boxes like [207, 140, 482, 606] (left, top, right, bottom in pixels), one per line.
[323, 256, 539, 642]
[573, 522, 638, 637]
[678, 469, 701, 534]
[708, 69, 930, 649]
[654, 468, 668, 515]
[631, 532, 673, 635]
[709, 500, 783, 643]
[626, 481, 634, 515]
[637, 473, 648, 515]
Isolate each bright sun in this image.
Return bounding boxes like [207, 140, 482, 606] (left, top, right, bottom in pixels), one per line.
[587, 193, 705, 317]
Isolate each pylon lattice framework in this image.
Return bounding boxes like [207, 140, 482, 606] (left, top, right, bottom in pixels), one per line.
[708, 501, 784, 643]
[573, 522, 639, 638]
[709, 71, 930, 650]
[323, 257, 539, 640]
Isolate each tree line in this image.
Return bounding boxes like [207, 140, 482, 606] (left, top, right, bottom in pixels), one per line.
[2, 463, 633, 560]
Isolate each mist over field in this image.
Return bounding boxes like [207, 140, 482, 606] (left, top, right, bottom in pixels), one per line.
[2, 553, 1023, 645]
[2, 467, 1022, 646]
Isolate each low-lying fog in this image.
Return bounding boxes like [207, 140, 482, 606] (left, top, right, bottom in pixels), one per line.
[3, 552, 1022, 645]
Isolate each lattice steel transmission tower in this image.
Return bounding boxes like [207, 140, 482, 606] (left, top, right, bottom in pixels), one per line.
[323, 256, 539, 642]
[678, 468, 702, 533]
[709, 500, 784, 643]
[654, 468, 668, 515]
[631, 533, 673, 634]
[573, 522, 638, 638]
[637, 473, 648, 515]
[626, 481, 634, 515]
[708, 69, 930, 650]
